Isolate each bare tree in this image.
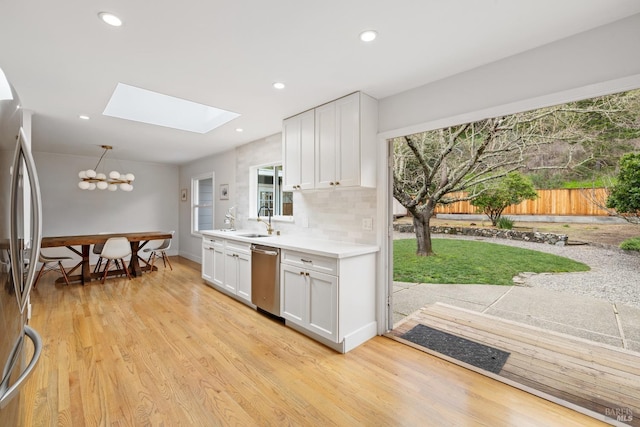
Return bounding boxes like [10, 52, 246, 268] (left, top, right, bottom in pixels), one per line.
[393, 89, 640, 256]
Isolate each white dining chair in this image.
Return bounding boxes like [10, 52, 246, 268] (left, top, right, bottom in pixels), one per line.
[143, 230, 174, 272]
[33, 251, 72, 288]
[100, 237, 132, 284]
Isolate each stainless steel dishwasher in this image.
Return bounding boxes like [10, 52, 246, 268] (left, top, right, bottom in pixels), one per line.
[250, 244, 281, 317]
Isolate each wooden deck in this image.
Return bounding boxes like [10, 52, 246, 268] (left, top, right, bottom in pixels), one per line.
[389, 302, 640, 426]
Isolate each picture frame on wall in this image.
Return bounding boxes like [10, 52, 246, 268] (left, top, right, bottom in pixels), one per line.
[220, 184, 229, 200]
[180, 188, 188, 202]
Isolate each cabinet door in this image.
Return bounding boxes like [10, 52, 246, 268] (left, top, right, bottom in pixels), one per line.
[308, 271, 338, 342]
[315, 102, 336, 189]
[235, 252, 251, 302]
[334, 93, 360, 188]
[283, 110, 314, 191]
[281, 264, 307, 325]
[224, 251, 238, 294]
[212, 244, 225, 288]
[202, 245, 214, 282]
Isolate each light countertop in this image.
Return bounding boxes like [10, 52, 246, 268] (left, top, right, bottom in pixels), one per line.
[201, 229, 379, 259]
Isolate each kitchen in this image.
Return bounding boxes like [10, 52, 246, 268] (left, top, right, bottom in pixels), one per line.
[3, 1, 640, 425]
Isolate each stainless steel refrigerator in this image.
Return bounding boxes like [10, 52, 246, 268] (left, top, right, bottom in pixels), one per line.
[0, 68, 43, 425]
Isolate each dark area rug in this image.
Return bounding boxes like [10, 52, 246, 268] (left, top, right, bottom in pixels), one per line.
[401, 324, 510, 374]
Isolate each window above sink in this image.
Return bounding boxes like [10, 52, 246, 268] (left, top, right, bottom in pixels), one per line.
[249, 162, 294, 223]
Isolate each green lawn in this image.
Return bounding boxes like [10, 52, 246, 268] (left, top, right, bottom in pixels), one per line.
[393, 238, 590, 285]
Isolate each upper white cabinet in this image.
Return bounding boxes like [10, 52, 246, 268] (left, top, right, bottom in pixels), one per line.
[283, 92, 378, 191]
[282, 109, 315, 191]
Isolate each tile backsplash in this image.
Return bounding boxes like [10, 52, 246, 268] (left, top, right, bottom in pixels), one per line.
[235, 133, 378, 245]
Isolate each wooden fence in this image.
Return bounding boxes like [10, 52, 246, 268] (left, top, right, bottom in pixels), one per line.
[434, 188, 611, 216]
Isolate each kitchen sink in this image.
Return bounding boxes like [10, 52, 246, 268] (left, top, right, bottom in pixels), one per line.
[239, 233, 271, 238]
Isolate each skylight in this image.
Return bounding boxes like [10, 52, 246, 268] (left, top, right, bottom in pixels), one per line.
[0, 68, 14, 101]
[103, 83, 240, 134]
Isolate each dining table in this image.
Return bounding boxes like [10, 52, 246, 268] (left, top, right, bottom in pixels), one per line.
[40, 231, 173, 285]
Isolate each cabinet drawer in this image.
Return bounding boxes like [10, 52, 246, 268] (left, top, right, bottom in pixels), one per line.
[225, 240, 251, 255]
[281, 250, 337, 275]
[203, 237, 224, 247]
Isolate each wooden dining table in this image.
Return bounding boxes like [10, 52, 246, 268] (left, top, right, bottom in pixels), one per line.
[40, 231, 173, 285]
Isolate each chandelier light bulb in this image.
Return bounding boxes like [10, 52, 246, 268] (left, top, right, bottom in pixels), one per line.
[78, 146, 135, 193]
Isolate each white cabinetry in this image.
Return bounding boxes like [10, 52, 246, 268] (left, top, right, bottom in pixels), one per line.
[280, 249, 376, 352]
[282, 109, 315, 191]
[202, 236, 224, 288]
[282, 91, 377, 191]
[224, 240, 252, 302]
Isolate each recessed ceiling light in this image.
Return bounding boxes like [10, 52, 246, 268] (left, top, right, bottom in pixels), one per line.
[236, 128, 244, 132]
[98, 12, 123, 27]
[103, 83, 240, 134]
[273, 82, 285, 90]
[359, 30, 377, 42]
[79, 115, 90, 120]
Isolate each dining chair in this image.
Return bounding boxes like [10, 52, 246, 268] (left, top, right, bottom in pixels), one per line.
[144, 230, 174, 272]
[33, 251, 72, 288]
[100, 237, 132, 284]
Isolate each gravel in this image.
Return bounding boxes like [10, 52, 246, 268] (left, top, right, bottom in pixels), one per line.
[394, 232, 640, 309]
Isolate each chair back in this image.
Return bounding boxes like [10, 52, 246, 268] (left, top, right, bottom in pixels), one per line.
[101, 237, 131, 260]
[151, 230, 174, 251]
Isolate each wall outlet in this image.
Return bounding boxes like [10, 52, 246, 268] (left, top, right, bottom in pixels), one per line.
[362, 217, 373, 231]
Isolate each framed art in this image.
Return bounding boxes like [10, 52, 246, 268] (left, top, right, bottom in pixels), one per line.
[220, 184, 229, 200]
[180, 188, 188, 202]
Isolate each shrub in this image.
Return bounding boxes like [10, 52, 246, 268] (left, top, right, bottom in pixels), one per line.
[620, 237, 640, 252]
[497, 217, 515, 229]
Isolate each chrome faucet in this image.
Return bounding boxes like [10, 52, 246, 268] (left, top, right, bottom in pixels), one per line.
[257, 205, 274, 235]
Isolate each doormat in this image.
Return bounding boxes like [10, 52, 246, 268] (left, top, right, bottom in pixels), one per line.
[401, 324, 510, 374]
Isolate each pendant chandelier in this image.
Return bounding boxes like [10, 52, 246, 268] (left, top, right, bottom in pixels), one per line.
[78, 145, 135, 191]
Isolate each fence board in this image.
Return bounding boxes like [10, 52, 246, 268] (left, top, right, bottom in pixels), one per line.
[435, 188, 611, 216]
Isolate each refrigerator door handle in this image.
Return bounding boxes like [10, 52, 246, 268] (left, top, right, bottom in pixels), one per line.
[9, 127, 43, 313]
[0, 326, 43, 409]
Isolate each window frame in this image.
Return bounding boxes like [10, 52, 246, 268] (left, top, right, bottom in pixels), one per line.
[191, 172, 214, 236]
[249, 162, 294, 223]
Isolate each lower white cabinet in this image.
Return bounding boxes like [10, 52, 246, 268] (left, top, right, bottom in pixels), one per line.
[202, 237, 251, 303]
[224, 241, 251, 302]
[281, 264, 338, 342]
[202, 237, 224, 288]
[280, 249, 376, 353]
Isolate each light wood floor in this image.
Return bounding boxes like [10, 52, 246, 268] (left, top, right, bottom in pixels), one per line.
[21, 257, 607, 426]
[390, 303, 639, 426]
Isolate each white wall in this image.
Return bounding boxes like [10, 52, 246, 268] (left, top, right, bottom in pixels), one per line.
[179, 131, 378, 263]
[35, 152, 179, 261]
[178, 149, 236, 262]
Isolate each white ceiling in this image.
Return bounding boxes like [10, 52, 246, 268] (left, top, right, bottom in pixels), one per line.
[2, 1, 640, 165]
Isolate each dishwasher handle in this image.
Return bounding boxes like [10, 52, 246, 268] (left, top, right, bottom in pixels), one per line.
[250, 245, 279, 257]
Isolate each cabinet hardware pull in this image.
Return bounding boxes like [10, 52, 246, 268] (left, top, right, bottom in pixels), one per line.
[329, 182, 334, 186]
[300, 258, 312, 263]
[335, 181, 340, 185]
[299, 271, 304, 275]
[305, 272, 310, 276]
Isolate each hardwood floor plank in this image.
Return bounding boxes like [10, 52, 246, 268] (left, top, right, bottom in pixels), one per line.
[21, 257, 607, 426]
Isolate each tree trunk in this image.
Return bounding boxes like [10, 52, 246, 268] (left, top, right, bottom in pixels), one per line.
[412, 211, 434, 256]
